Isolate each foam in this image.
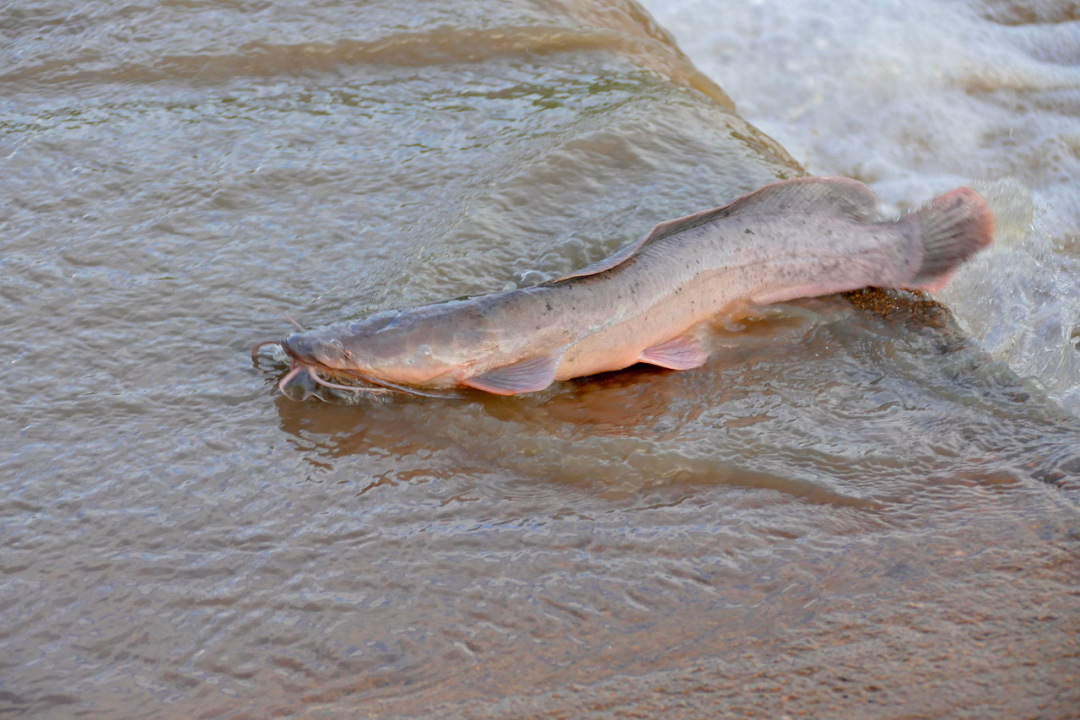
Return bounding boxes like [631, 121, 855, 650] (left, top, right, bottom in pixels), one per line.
[640, 0, 1080, 413]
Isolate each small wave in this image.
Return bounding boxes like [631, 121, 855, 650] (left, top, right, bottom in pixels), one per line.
[0, 24, 735, 111]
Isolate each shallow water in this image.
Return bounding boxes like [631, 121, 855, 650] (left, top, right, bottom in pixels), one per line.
[2, 1, 1079, 719]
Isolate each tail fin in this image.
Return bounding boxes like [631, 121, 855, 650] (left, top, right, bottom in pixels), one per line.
[904, 188, 995, 293]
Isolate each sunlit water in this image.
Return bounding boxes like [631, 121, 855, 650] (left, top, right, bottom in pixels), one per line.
[2, 1, 1078, 719]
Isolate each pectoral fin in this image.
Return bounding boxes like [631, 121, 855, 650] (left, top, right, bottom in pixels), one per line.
[462, 352, 562, 395]
[639, 335, 708, 371]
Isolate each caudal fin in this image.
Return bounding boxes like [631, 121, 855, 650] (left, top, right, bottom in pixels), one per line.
[905, 187, 995, 293]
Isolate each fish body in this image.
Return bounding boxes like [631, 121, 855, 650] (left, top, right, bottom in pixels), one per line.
[269, 176, 994, 396]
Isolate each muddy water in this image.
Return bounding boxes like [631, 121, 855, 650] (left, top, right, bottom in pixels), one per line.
[2, 1, 1078, 719]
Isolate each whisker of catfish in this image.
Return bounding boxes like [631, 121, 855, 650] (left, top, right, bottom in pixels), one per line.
[251, 338, 283, 363]
[306, 366, 394, 395]
[282, 313, 306, 331]
[337, 368, 463, 399]
[276, 364, 305, 393]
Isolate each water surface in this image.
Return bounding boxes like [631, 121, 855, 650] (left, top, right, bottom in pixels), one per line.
[2, 1, 1078, 718]
[644, 0, 1080, 411]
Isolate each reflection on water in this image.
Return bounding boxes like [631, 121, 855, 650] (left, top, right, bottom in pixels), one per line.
[2, 0, 1079, 718]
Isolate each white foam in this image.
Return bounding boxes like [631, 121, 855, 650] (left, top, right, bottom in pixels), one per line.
[641, 0, 1080, 413]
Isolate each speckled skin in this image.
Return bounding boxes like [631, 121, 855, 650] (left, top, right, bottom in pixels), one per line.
[280, 177, 991, 394]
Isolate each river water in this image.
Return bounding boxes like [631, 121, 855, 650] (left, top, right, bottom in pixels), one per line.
[2, 1, 1078, 719]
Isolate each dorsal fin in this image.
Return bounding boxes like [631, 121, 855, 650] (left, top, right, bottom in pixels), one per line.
[717, 175, 880, 220]
[547, 176, 881, 284]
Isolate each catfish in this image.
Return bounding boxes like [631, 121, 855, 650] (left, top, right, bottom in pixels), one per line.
[255, 176, 994, 397]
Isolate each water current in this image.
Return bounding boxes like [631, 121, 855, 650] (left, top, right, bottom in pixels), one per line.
[2, 1, 1078, 718]
[642, 0, 1080, 413]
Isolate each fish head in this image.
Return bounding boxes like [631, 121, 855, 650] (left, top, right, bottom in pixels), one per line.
[280, 305, 495, 386]
[280, 327, 354, 371]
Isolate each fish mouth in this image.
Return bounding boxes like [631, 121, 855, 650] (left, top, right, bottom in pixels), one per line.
[251, 337, 456, 400]
[251, 336, 394, 397]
